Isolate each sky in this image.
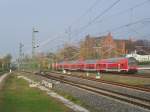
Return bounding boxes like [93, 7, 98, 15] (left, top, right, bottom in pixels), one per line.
[0, 0, 150, 59]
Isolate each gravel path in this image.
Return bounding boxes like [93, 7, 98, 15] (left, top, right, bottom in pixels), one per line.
[0, 73, 10, 88]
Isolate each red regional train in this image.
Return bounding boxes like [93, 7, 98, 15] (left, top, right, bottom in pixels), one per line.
[54, 57, 138, 73]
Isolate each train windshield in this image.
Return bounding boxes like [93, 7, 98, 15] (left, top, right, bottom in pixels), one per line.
[128, 57, 138, 66]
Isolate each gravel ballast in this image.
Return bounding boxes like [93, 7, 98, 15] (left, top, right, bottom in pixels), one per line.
[20, 72, 150, 112]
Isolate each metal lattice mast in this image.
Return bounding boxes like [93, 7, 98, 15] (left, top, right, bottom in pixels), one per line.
[32, 27, 39, 58]
[19, 43, 24, 70]
[32, 27, 35, 58]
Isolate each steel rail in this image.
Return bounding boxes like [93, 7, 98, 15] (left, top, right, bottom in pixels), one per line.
[50, 71, 150, 92]
[41, 73, 150, 110]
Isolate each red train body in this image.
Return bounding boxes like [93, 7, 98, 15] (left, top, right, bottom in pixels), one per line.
[54, 57, 138, 73]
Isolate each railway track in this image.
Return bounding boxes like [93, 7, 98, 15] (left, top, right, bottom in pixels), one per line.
[50, 71, 150, 92]
[21, 71, 150, 110]
[103, 72, 150, 78]
[70, 71, 150, 78]
[38, 72, 150, 111]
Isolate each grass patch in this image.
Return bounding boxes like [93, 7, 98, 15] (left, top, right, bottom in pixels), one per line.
[90, 72, 150, 85]
[0, 74, 71, 112]
[101, 75, 150, 85]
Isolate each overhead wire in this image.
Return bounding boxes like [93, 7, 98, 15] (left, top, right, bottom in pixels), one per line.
[98, 18, 150, 35]
[70, 0, 102, 27]
[24, 0, 150, 55]
[35, 0, 147, 49]
[72, 0, 121, 37]
[96, 0, 150, 23]
[32, 0, 120, 52]
[94, 0, 150, 38]
[34, 0, 103, 51]
[73, 0, 150, 40]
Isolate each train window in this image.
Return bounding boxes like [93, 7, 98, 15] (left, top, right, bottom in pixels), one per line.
[97, 64, 100, 67]
[128, 57, 138, 66]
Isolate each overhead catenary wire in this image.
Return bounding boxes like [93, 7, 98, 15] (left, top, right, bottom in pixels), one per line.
[72, 0, 121, 37]
[95, 18, 150, 36]
[24, 33, 67, 54]
[72, 0, 150, 40]
[31, 0, 102, 52]
[65, 0, 103, 44]
[112, 17, 150, 38]
[33, 0, 121, 52]
[70, 0, 102, 27]
[24, 0, 150, 55]
[67, 0, 150, 45]
[95, 0, 150, 23]
[34, 0, 149, 49]
[28, 0, 103, 52]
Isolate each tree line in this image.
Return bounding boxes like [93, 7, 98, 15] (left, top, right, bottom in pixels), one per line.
[0, 54, 12, 72]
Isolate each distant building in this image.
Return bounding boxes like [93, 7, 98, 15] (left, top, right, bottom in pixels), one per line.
[79, 33, 150, 59]
[134, 40, 150, 55]
[126, 51, 150, 62]
[79, 33, 130, 59]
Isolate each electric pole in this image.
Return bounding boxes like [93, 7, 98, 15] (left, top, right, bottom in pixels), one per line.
[19, 43, 24, 70]
[68, 26, 71, 40]
[32, 27, 39, 58]
[65, 26, 72, 43]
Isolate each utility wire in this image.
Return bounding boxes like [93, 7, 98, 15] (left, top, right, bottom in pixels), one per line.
[68, 0, 150, 43]
[35, 0, 103, 52]
[70, 0, 102, 27]
[74, 0, 121, 36]
[35, 0, 147, 49]
[73, 0, 150, 38]
[31, 0, 103, 51]
[96, 0, 150, 23]
[97, 18, 150, 35]
[65, 0, 103, 44]
[25, 0, 150, 53]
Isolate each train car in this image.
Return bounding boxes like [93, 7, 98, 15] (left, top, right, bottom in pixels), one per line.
[74, 60, 85, 71]
[83, 60, 97, 71]
[56, 60, 78, 70]
[96, 57, 138, 73]
[127, 57, 138, 73]
[55, 57, 138, 73]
